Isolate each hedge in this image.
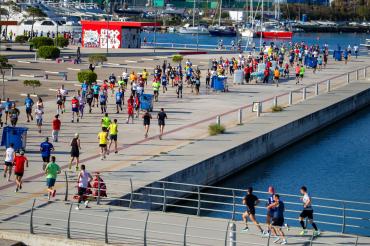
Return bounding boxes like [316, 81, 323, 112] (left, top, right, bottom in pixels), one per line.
[172, 54, 183, 63]
[37, 46, 60, 59]
[15, 35, 29, 43]
[77, 70, 97, 84]
[30, 36, 54, 49]
[55, 36, 69, 48]
[88, 54, 107, 65]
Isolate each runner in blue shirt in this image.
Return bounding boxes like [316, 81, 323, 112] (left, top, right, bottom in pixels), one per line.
[40, 137, 54, 170]
[4, 98, 12, 125]
[99, 90, 107, 114]
[81, 81, 89, 98]
[92, 82, 100, 107]
[115, 88, 123, 113]
[24, 94, 34, 122]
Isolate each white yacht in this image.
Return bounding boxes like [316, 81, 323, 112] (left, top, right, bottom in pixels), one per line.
[178, 24, 209, 35]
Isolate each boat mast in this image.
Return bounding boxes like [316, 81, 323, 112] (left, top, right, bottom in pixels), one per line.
[218, 0, 222, 26]
[259, 0, 263, 49]
[193, 0, 196, 27]
[250, 0, 253, 23]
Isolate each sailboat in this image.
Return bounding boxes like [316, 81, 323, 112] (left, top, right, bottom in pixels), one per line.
[178, 0, 209, 35]
[208, 0, 237, 37]
[240, 0, 257, 38]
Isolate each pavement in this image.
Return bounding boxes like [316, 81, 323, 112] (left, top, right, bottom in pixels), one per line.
[0, 50, 368, 244]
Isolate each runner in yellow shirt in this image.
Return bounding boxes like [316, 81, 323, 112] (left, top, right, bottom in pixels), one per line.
[108, 119, 118, 154]
[142, 69, 149, 86]
[98, 128, 108, 160]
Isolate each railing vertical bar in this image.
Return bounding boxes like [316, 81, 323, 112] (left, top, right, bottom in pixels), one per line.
[64, 171, 69, 201]
[67, 202, 73, 239]
[224, 220, 230, 246]
[183, 217, 189, 246]
[29, 198, 36, 234]
[162, 182, 167, 212]
[197, 186, 201, 216]
[266, 231, 271, 246]
[105, 207, 110, 244]
[143, 212, 150, 246]
[288, 91, 293, 105]
[232, 190, 236, 221]
[129, 178, 134, 208]
[355, 236, 359, 246]
[342, 202, 346, 234]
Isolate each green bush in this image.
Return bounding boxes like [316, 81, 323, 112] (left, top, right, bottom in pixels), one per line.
[208, 123, 225, 136]
[55, 36, 69, 48]
[88, 54, 107, 65]
[30, 36, 54, 49]
[271, 105, 284, 112]
[37, 46, 60, 59]
[15, 35, 29, 43]
[77, 70, 97, 84]
[172, 54, 183, 64]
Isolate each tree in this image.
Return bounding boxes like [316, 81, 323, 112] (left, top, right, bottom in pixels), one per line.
[172, 54, 183, 64]
[0, 1, 21, 38]
[0, 56, 12, 99]
[23, 80, 41, 95]
[24, 7, 46, 37]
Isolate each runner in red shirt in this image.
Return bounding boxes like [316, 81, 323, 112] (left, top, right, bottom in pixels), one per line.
[102, 80, 109, 91]
[71, 96, 80, 123]
[52, 114, 61, 142]
[13, 151, 28, 192]
[126, 95, 134, 124]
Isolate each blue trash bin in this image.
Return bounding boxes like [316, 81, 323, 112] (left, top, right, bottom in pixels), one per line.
[1, 126, 28, 151]
[140, 94, 154, 112]
[213, 76, 227, 91]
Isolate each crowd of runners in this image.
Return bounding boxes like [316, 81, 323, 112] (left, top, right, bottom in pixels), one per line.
[0, 41, 357, 239]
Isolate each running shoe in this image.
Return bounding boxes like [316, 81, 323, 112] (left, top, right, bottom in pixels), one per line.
[75, 206, 80, 210]
[241, 226, 249, 232]
[75, 166, 79, 172]
[262, 231, 270, 237]
[299, 230, 307, 236]
[313, 230, 321, 236]
[15, 188, 18, 192]
[284, 223, 289, 231]
[273, 237, 280, 243]
[281, 239, 287, 245]
[52, 189, 56, 197]
[19, 184, 22, 190]
[77, 118, 79, 123]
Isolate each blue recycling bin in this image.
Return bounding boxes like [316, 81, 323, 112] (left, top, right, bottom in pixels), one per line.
[212, 76, 227, 91]
[140, 93, 154, 112]
[1, 127, 28, 151]
[333, 50, 343, 61]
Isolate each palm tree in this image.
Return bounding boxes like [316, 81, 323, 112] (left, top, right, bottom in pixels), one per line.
[0, 56, 12, 99]
[24, 7, 46, 37]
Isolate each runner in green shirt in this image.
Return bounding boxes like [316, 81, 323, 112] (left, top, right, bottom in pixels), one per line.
[299, 65, 305, 83]
[45, 156, 61, 200]
[101, 113, 111, 129]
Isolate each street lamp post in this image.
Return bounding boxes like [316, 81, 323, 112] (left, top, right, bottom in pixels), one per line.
[196, 0, 199, 52]
[154, 9, 157, 54]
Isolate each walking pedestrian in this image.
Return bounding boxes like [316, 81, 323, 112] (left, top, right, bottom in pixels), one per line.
[143, 110, 152, 138]
[69, 133, 81, 171]
[267, 194, 287, 245]
[241, 187, 264, 234]
[98, 128, 108, 160]
[45, 156, 61, 200]
[157, 108, 167, 140]
[13, 150, 28, 192]
[52, 115, 61, 142]
[40, 137, 54, 170]
[76, 164, 92, 210]
[108, 119, 118, 154]
[24, 94, 34, 122]
[3, 143, 15, 181]
[299, 186, 320, 236]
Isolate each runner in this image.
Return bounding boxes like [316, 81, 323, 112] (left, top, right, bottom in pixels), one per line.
[40, 137, 54, 170]
[69, 133, 81, 171]
[109, 73, 116, 95]
[4, 98, 12, 125]
[194, 72, 201, 95]
[101, 113, 111, 129]
[71, 96, 80, 123]
[56, 89, 63, 114]
[0, 99, 4, 127]
[3, 143, 15, 181]
[86, 89, 93, 113]
[115, 88, 124, 114]
[9, 103, 20, 127]
[81, 81, 89, 98]
[135, 94, 140, 118]
[299, 64, 305, 83]
[241, 187, 264, 234]
[77, 90, 85, 119]
[92, 82, 100, 107]
[98, 127, 109, 160]
[152, 79, 160, 102]
[295, 64, 301, 84]
[264, 186, 276, 236]
[299, 186, 320, 236]
[76, 164, 93, 210]
[52, 114, 61, 142]
[274, 67, 280, 87]
[24, 94, 34, 122]
[143, 110, 152, 138]
[157, 108, 167, 140]
[45, 156, 61, 200]
[60, 85, 68, 113]
[34, 105, 44, 133]
[267, 194, 287, 245]
[13, 150, 28, 192]
[126, 96, 134, 124]
[99, 89, 108, 114]
[108, 119, 118, 154]
[177, 79, 183, 99]
[161, 74, 168, 93]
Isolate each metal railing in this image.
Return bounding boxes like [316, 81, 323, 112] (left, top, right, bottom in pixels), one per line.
[63, 173, 370, 237]
[211, 65, 370, 127]
[0, 193, 364, 246]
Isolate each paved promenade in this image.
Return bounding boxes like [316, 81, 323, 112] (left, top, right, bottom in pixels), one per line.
[0, 51, 369, 244]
